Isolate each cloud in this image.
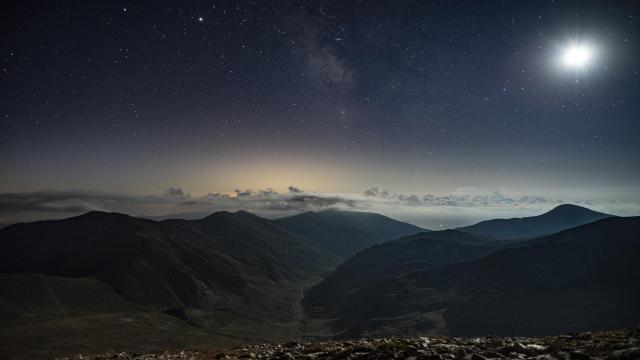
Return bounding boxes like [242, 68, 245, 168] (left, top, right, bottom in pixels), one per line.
[203, 192, 229, 200]
[418, 190, 556, 208]
[164, 187, 190, 199]
[363, 187, 560, 209]
[402, 194, 421, 206]
[363, 187, 390, 198]
[0, 191, 134, 214]
[0, 187, 634, 229]
[0, 190, 174, 225]
[0, 187, 359, 220]
[257, 188, 278, 197]
[200, 189, 358, 212]
[254, 194, 358, 211]
[234, 189, 253, 198]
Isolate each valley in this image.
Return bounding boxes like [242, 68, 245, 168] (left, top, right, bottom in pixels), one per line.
[1, 205, 638, 359]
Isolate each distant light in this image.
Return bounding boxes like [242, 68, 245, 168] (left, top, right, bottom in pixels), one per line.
[198, 17, 204, 22]
[561, 44, 594, 69]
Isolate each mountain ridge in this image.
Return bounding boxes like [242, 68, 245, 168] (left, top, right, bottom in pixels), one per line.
[274, 209, 427, 258]
[1, 206, 636, 357]
[303, 216, 640, 338]
[0, 210, 337, 345]
[458, 203, 613, 239]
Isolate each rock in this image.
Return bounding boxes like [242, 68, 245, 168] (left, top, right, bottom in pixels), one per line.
[568, 351, 592, 359]
[481, 351, 503, 358]
[54, 329, 640, 360]
[611, 347, 640, 359]
[334, 347, 353, 359]
[535, 355, 558, 360]
[277, 352, 294, 360]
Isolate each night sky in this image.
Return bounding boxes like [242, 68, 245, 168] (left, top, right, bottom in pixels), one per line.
[1, 1, 639, 227]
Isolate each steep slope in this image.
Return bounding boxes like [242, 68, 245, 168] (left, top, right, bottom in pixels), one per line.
[387, 229, 499, 246]
[274, 210, 426, 258]
[0, 211, 151, 278]
[0, 211, 337, 347]
[459, 204, 613, 239]
[419, 216, 640, 336]
[309, 216, 640, 338]
[0, 273, 227, 359]
[303, 230, 500, 338]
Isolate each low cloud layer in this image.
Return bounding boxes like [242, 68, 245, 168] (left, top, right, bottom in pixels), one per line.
[0, 187, 360, 225]
[363, 187, 564, 208]
[0, 190, 140, 214]
[0, 186, 636, 229]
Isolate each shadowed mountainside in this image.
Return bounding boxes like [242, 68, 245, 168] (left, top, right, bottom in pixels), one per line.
[1, 207, 636, 358]
[0, 210, 338, 357]
[0, 210, 335, 310]
[303, 230, 502, 338]
[304, 216, 640, 338]
[274, 210, 426, 258]
[459, 204, 613, 240]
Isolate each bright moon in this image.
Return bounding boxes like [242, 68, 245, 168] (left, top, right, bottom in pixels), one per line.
[561, 44, 594, 69]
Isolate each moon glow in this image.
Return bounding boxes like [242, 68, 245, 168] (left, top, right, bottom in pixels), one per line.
[561, 44, 594, 69]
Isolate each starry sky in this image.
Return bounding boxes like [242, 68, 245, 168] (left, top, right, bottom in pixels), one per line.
[1, 1, 639, 227]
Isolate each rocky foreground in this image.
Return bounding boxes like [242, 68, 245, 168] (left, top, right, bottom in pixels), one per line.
[59, 329, 640, 360]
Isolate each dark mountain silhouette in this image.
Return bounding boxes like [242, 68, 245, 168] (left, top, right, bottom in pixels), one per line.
[0, 273, 227, 358]
[1, 208, 636, 357]
[0, 208, 426, 356]
[388, 229, 500, 246]
[0, 210, 338, 348]
[459, 204, 613, 239]
[305, 216, 640, 338]
[274, 210, 426, 258]
[303, 230, 500, 337]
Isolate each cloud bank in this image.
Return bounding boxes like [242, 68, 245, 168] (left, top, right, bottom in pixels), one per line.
[362, 187, 563, 208]
[0, 186, 636, 229]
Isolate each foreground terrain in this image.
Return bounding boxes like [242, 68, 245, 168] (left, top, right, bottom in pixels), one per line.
[54, 329, 640, 359]
[2, 205, 638, 358]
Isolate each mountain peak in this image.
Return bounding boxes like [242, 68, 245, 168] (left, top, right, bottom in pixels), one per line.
[79, 210, 112, 216]
[234, 210, 258, 217]
[546, 203, 596, 214]
[542, 204, 612, 220]
[460, 204, 613, 240]
[203, 210, 233, 218]
[275, 210, 425, 258]
[74, 210, 132, 220]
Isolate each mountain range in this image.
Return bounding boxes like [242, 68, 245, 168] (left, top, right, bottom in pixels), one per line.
[304, 215, 639, 338]
[1, 204, 637, 359]
[0, 210, 333, 356]
[0, 209, 422, 357]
